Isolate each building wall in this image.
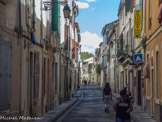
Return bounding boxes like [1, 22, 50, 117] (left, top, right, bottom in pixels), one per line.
[144, 0, 162, 121]
[144, 31, 162, 121]
[145, 0, 161, 39]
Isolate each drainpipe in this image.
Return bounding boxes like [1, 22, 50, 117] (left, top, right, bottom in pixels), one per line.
[41, 0, 44, 114]
[59, 48, 61, 104]
[18, 0, 22, 120]
[114, 32, 116, 93]
[19, 0, 22, 36]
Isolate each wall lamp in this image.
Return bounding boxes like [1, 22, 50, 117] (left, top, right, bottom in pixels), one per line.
[43, 1, 71, 19]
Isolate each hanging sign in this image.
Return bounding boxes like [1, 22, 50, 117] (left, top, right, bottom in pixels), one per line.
[134, 10, 141, 38]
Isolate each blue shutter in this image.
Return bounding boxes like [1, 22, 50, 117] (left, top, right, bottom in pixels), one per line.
[0, 40, 10, 111]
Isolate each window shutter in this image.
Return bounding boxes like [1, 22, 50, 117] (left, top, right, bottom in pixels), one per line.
[52, 0, 60, 35]
[0, 40, 10, 111]
[25, 0, 31, 27]
[125, 0, 130, 15]
[46, 20, 50, 39]
[34, 51, 40, 101]
[33, 0, 36, 30]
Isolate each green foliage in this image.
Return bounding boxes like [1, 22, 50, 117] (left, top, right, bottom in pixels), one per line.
[81, 52, 94, 60]
[96, 64, 101, 74]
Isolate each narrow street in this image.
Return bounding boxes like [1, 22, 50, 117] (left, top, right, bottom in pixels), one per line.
[62, 85, 116, 122]
[0, 0, 162, 122]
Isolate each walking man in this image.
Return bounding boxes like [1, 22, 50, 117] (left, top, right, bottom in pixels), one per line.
[102, 83, 112, 113]
[114, 89, 133, 122]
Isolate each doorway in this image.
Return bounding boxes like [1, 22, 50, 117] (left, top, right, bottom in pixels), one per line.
[29, 52, 33, 116]
[151, 68, 154, 116]
[138, 70, 141, 105]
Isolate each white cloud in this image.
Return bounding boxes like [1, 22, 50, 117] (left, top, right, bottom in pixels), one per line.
[86, 0, 96, 2]
[75, 1, 89, 9]
[81, 31, 103, 54]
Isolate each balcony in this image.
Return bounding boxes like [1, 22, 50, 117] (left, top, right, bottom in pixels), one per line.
[117, 45, 130, 62]
[46, 31, 57, 50]
[100, 63, 104, 69]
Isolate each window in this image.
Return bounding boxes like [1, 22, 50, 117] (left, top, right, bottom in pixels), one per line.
[33, 0, 36, 31]
[149, 0, 152, 29]
[159, 0, 162, 5]
[131, 28, 134, 50]
[25, 0, 31, 27]
[156, 51, 159, 99]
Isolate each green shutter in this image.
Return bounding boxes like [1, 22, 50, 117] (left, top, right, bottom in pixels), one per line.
[125, 0, 130, 15]
[52, 0, 60, 35]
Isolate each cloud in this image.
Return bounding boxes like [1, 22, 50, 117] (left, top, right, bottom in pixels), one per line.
[81, 31, 103, 54]
[86, 0, 96, 2]
[75, 1, 89, 9]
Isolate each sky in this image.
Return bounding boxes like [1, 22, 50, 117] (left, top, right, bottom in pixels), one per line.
[75, 0, 120, 54]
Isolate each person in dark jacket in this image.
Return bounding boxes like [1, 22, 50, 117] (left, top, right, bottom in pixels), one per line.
[114, 89, 133, 122]
[102, 83, 112, 113]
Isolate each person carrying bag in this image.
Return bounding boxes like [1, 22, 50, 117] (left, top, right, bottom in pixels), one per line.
[114, 89, 133, 122]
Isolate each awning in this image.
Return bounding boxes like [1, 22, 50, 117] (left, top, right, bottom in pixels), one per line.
[157, 4, 162, 24]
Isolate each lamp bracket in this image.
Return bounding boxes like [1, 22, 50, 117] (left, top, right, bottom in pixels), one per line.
[43, 1, 67, 11]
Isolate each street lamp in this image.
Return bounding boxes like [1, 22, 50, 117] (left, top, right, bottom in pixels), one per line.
[109, 40, 114, 48]
[63, 4, 71, 19]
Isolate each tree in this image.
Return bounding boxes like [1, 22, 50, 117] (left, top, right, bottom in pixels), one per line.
[81, 52, 94, 60]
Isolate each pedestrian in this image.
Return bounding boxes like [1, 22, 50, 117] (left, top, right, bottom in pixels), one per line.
[102, 82, 112, 113]
[88, 80, 90, 85]
[84, 80, 87, 88]
[114, 89, 133, 122]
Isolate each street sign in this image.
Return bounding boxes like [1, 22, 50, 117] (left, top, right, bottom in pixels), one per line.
[133, 53, 143, 64]
[134, 10, 141, 38]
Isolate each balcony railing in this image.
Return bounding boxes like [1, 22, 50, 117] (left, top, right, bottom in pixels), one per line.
[123, 45, 129, 55]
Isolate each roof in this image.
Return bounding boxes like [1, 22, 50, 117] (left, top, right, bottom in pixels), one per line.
[83, 57, 94, 63]
[101, 20, 119, 36]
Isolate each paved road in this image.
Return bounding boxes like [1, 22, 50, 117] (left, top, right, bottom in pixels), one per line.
[63, 85, 116, 122]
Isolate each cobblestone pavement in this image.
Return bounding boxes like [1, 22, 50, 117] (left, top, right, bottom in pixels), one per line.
[63, 85, 116, 122]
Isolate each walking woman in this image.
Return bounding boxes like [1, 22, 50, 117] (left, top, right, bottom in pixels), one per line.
[102, 83, 112, 113]
[114, 89, 133, 122]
